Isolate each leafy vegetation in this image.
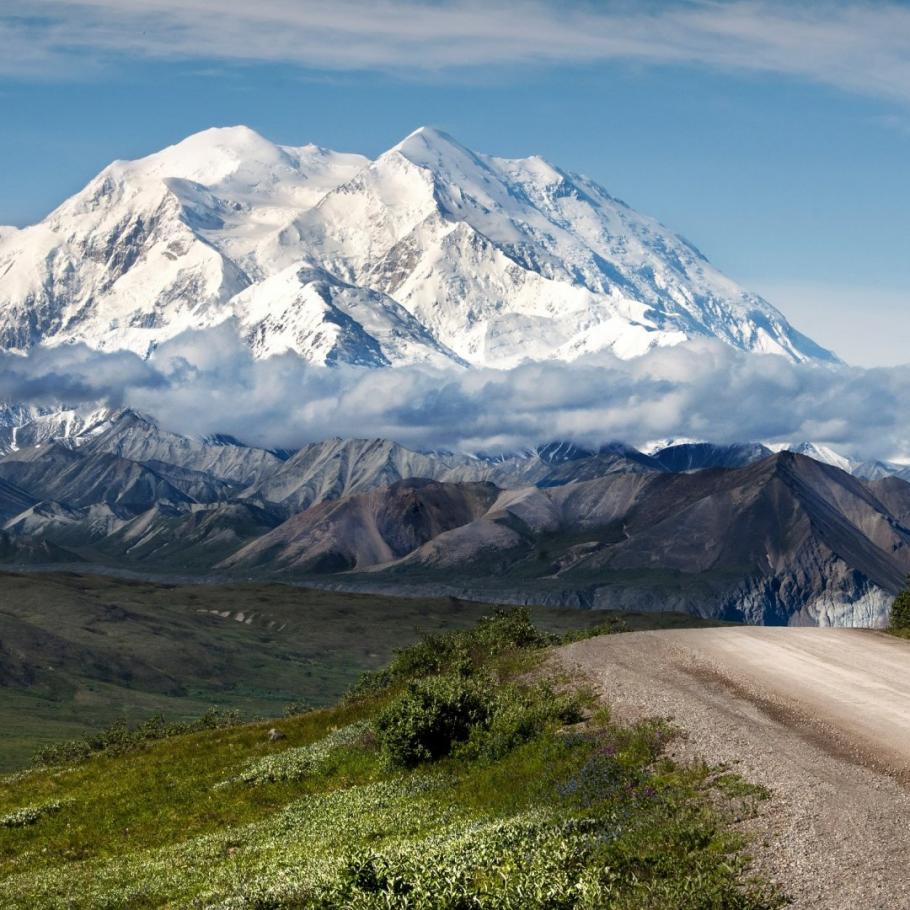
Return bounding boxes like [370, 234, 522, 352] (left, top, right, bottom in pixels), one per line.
[0, 800, 69, 829]
[376, 674, 495, 768]
[33, 709, 241, 768]
[0, 608, 779, 908]
[559, 615, 631, 642]
[227, 721, 373, 785]
[346, 606, 557, 700]
[888, 576, 910, 633]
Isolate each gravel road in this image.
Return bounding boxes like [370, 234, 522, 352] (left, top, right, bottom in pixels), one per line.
[557, 628, 910, 909]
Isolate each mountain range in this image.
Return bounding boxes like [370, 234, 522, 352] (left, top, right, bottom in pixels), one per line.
[0, 407, 908, 627]
[3, 126, 905, 628]
[0, 125, 836, 368]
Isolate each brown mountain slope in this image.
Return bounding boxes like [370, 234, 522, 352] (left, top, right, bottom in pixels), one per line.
[219, 479, 500, 573]
[245, 453, 910, 626]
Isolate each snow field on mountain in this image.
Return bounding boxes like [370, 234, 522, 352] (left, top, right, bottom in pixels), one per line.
[0, 125, 837, 368]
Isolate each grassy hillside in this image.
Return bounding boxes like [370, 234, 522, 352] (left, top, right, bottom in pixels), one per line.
[0, 610, 779, 909]
[0, 571, 721, 770]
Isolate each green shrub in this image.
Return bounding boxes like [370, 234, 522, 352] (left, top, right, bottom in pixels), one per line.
[460, 682, 585, 763]
[327, 812, 608, 908]
[282, 700, 312, 717]
[0, 800, 70, 829]
[470, 606, 555, 654]
[347, 607, 556, 700]
[560, 617, 630, 643]
[32, 708, 241, 768]
[376, 675, 494, 768]
[376, 673, 585, 770]
[890, 577, 910, 631]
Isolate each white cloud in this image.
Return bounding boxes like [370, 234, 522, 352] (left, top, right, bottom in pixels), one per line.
[3, 326, 909, 462]
[4, 1, 910, 103]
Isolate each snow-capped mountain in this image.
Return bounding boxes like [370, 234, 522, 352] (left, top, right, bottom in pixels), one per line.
[0, 404, 115, 455]
[787, 442, 856, 474]
[0, 125, 836, 368]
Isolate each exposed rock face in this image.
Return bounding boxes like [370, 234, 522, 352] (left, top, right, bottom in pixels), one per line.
[238, 437, 662, 516]
[650, 442, 772, 473]
[225, 453, 910, 627]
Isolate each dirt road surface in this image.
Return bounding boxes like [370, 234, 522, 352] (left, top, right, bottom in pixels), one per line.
[557, 628, 910, 909]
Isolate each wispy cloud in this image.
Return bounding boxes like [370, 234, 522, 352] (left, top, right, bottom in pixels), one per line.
[2, 327, 909, 461]
[4, 1, 910, 102]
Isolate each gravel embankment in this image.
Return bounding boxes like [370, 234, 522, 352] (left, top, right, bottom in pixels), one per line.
[556, 628, 910, 909]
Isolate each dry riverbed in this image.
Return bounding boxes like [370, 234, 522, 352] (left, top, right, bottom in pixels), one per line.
[557, 628, 910, 910]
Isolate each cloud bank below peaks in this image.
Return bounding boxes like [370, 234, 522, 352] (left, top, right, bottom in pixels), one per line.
[1, 323, 908, 462]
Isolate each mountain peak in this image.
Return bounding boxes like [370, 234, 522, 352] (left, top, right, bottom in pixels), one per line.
[182, 124, 267, 146]
[394, 125, 461, 149]
[391, 125, 487, 174]
[788, 442, 855, 473]
[160, 124, 274, 156]
[121, 124, 292, 187]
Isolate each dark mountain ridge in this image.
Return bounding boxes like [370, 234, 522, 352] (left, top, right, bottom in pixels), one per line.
[0, 412, 907, 626]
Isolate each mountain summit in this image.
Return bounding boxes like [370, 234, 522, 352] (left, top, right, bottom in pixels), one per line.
[0, 126, 837, 367]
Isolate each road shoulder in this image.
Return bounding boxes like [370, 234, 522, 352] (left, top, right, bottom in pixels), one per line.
[556, 630, 910, 910]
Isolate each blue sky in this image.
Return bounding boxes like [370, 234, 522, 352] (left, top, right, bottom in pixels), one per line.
[1, 0, 908, 366]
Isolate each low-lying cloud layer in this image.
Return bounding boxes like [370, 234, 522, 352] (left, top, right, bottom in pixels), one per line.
[1, 324, 908, 461]
[6, 1, 910, 104]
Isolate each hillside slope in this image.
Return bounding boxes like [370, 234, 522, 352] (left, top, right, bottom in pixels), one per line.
[0, 611, 776, 909]
[232, 453, 910, 626]
[0, 571, 695, 770]
[2, 431, 909, 624]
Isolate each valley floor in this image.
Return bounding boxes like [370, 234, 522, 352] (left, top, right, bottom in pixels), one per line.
[558, 628, 910, 909]
[0, 570, 716, 770]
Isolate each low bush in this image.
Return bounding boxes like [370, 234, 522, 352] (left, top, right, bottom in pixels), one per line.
[0, 800, 69, 829]
[889, 576, 910, 631]
[376, 675, 493, 768]
[376, 672, 586, 769]
[228, 721, 373, 786]
[560, 617, 630, 642]
[327, 812, 611, 908]
[32, 708, 241, 768]
[346, 607, 556, 700]
[459, 681, 585, 763]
